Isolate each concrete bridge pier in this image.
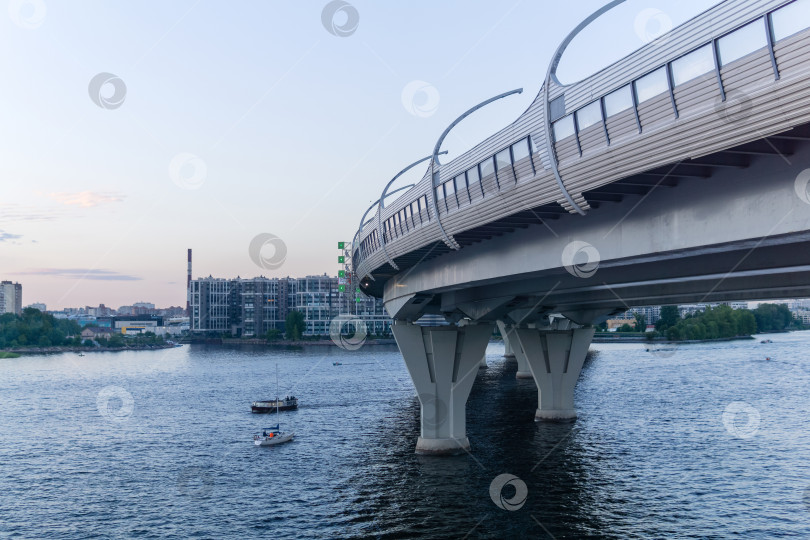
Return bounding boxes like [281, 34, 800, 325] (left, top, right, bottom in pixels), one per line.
[512, 325, 595, 421]
[479, 355, 488, 369]
[391, 320, 493, 455]
[498, 321, 532, 379]
[497, 320, 516, 358]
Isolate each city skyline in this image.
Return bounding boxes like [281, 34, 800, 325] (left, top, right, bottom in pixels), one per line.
[0, 0, 717, 309]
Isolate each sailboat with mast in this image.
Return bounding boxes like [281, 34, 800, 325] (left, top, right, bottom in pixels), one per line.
[253, 364, 295, 447]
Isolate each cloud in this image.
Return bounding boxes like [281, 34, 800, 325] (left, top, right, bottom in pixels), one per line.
[47, 191, 125, 208]
[0, 204, 61, 223]
[0, 230, 23, 242]
[16, 268, 142, 281]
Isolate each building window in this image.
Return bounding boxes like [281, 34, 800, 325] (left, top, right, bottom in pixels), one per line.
[717, 20, 767, 66]
[770, 0, 810, 42]
[576, 101, 602, 130]
[634, 67, 669, 103]
[552, 114, 575, 141]
[604, 85, 633, 116]
[495, 149, 511, 171]
[671, 44, 715, 86]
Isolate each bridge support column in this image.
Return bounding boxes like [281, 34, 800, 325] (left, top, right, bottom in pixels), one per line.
[513, 326, 595, 421]
[498, 321, 531, 378]
[391, 320, 493, 455]
[497, 320, 515, 358]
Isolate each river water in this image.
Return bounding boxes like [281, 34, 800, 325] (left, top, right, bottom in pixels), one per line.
[2, 332, 810, 538]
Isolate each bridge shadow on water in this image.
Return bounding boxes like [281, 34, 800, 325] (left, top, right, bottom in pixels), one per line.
[342, 352, 628, 539]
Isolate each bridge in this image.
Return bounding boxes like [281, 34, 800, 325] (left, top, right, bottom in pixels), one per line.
[350, 0, 810, 454]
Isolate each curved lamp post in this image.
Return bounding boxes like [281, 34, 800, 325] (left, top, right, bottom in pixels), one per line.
[430, 89, 524, 250]
[374, 152, 447, 270]
[352, 183, 422, 262]
[542, 0, 626, 216]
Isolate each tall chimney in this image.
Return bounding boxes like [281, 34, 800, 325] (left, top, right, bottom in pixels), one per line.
[186, 249, 192, 316]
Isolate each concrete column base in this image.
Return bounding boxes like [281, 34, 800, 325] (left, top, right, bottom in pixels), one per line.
[415, 436, 470, 455]
[392, 320, 493, 456]
[534, 408, 577, 422]
[516, 371, 533, 379]
[513, 326, 595, 422]
[479, 355, 488, 369]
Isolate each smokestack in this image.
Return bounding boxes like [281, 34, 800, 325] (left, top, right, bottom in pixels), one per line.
[186, 248, 192, 316]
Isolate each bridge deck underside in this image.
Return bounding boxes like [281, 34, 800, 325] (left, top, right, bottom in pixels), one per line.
[378, 131, 810, 323]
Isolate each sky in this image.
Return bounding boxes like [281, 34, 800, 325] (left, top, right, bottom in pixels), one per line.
[0, 0, 719, 310]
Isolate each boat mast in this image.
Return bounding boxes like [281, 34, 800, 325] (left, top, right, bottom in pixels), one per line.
[276, 363, 280, 424]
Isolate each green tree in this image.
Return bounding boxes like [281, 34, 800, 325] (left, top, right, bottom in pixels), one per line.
[753, 303, 794, 333]
[733, 309, 757, 336]
[265, 328, 282, 341]
[285, 311, 306, 341]
[617, 323, 634, 333]
[656, 306, 680, 331]
[633, 314, 647, 332]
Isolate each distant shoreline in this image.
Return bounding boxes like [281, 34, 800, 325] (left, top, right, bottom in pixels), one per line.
[591, 335, 757, 344]
[0, 343, 176, 355]
[193, 338, 399, 347]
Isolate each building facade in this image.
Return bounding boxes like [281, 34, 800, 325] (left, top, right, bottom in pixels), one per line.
[0, 281, 22, 315]
[189, 275, 390, 337]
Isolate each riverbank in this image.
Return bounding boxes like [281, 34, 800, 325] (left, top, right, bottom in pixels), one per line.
[592, 334, 756, 344]
[208, 338, 398, 347]
[0, 343, 176, 355]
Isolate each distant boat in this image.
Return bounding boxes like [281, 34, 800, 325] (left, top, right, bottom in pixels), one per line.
[761, 339, 773, 344]
[333, 362, 342, 366]
[251, 396, 298, 413]
[254, 365, 294, 446]
[77, 353, 85, 357]
[254, 424, 294, 446]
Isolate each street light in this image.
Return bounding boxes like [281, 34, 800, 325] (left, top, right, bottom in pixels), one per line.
[430, 88, 524, 250]
[542, 0, 626, 216]
[374, 152, 447, 270]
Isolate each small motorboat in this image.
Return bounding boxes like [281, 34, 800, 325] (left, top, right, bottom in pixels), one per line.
[254, 424, 294, 446]
[760, 339, 773, 344]
[77, 353, 85, 357]
[251, 396, 298, 413]
[333, 362, 342, 366]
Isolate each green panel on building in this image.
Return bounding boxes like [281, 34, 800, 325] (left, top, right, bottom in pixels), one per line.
[338, 270, 345, 278]
[338, 242, 345, 249]
[338, 256, 345, 263]
[338, 284, 346, 292]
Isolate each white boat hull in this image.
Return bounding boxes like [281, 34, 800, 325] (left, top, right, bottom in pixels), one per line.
[254, 432, 294, 446]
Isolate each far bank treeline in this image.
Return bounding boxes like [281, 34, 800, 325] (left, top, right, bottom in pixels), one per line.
[605, 303, 798, 340]
[0, 308, 166, 349]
